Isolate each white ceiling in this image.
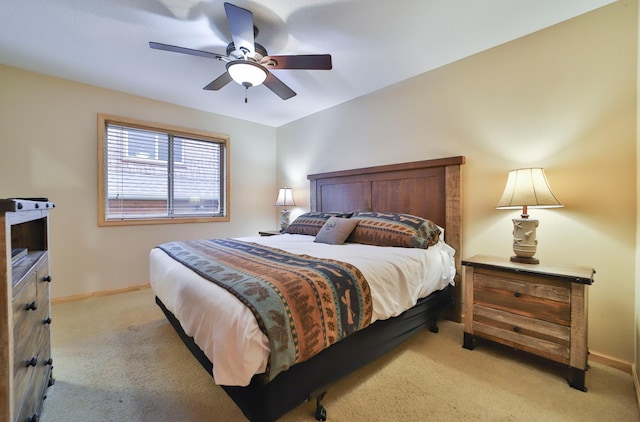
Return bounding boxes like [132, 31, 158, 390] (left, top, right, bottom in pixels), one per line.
[0, 0, 615, 127]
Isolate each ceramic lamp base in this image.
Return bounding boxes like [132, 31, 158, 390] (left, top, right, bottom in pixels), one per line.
[511, 218, 539, 264]
[280, 209, 291, 232]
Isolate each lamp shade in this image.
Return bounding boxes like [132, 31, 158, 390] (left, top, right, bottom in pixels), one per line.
[227, 60, 268, 87]
[496, 168, 563, 210]
[274, 188, 296, 207]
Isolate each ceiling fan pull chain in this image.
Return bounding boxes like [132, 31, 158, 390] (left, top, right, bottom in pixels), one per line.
[245, 86, 248, 103]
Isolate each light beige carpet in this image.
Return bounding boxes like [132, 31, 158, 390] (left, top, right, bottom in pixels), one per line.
[40, 288, 638, 422]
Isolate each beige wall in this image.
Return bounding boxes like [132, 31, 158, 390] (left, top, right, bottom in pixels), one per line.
[278, 2, 637, 363]
[0, 65, 278, 298]
[636, 0, 640, 400]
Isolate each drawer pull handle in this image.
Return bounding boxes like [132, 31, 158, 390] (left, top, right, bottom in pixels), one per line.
[43, 358, 53, 366]
[27, 357, 38, 367]
[26, 301, 38, 311]
[514, 292, 521, 298]
[513, 326, 521, 333]
[42, 275, 52, 282]
[43, 317, 52, 325]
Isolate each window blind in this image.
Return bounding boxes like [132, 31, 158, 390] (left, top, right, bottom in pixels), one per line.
[103, 121, 226, 221]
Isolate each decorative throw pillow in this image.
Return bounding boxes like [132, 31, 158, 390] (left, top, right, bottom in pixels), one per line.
[314, 217, 359, 245]
[347, 211, 441, 249]
[286, 211, 354, 236]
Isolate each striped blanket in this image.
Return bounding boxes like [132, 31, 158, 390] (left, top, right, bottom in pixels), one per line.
[156, 238, 372, 381]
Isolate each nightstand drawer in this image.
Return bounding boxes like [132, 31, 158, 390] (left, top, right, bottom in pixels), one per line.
[473, 304, 571, 363]
[473, 270, 571, 326]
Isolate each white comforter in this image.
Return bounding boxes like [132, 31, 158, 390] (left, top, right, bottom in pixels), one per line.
[149, 234, 455, 386]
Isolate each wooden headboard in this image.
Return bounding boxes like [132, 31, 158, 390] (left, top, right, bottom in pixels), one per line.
[308, 156, 465, 321]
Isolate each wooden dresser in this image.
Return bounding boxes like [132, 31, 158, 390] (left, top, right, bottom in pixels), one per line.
[0, 198, 55, 422]
[462, 255, 594, 391]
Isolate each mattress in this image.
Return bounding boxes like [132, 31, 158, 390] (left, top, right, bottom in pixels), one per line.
[149, 234, 455, 386]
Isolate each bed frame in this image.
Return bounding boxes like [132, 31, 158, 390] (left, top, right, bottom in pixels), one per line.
[156, 156, 465, 421]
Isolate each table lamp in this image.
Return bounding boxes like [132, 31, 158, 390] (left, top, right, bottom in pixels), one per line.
[496, 168, 563, 264]
[275, 187, 296, 232]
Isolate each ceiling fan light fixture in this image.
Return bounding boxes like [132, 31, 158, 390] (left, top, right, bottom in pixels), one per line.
[227, 60, 267, 88]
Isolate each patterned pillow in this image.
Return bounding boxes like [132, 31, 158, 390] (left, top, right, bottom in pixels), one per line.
[347, 211, 441, 249]
[314, 217, 359, 245]
[286, 212, 353, 236]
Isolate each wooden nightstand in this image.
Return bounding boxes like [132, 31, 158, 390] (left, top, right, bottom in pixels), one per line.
[258, 230, 282, 236]
[462, 255, 595, 391]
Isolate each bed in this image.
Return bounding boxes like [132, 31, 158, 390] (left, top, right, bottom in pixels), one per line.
[150, 156, 465, 421]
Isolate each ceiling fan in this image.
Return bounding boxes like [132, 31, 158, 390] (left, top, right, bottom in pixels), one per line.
[150, 2, 332, 102]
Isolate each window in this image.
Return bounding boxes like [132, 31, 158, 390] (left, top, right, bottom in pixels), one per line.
[98, 114, 229, 226]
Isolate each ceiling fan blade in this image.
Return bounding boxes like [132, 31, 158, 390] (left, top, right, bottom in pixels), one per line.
[264, 54, 332, 70]
[149, 42, 225, 60]
[203, 72, 233, 90]
[263, 72, 296, 100]
[224, 2, 255, 56]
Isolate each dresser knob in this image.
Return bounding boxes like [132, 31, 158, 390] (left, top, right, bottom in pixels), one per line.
[27, 357, 38, 367]
[26, 301, 38, 311]
[43, 317, 52, 325]
[43, 358, 53, 366]
[513, 326, 521, 333]
[42, 275, 52, 282]
[514, 292, 521, 298]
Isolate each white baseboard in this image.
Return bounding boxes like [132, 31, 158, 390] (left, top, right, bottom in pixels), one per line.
[589, 351, 633, 374]
[51, 283, 151, 305]
[634, 364, 640, 414]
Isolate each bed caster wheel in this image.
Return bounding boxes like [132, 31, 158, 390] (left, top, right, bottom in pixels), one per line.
[315, 391, 327, 421]
[315, 405, 327, 421]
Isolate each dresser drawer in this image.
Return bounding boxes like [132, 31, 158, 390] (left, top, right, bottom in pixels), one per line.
[35, 258, 51, 326]
[13, 335, 38, 419]
[18, 347, 52, 422]
[30, 343, 53, 413]
[473, 269, 571, 326]
[13, 272, 37, 358]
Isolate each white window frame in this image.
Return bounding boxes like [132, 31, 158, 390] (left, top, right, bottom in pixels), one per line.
[97, 114, 230, 226]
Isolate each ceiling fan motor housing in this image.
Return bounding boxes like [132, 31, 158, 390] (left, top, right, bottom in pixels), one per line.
[226, 41, 268, 61]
